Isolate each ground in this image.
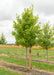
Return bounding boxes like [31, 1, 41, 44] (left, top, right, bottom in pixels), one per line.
[0, 47, 54, 75]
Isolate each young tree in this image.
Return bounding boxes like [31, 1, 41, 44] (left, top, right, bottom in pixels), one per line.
[37, 22, 54, 61]
[0, 33, 7, 45]
[12, 5, 40, 70]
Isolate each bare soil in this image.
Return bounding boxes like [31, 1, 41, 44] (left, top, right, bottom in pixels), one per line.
[0, 53, 54, 65]
[0, 60, 54, 75]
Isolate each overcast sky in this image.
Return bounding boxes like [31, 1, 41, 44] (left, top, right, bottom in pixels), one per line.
[0, 0, 54, 44]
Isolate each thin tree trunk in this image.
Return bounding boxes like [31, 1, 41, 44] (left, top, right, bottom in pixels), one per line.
[46, 49, 48, 61]
[26, 48, 27, 69]
[29, 46, 32, 70]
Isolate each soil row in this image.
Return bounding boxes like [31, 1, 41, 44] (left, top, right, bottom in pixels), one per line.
[0, 60, 54, 75]
[0, 53, 54, 65]
[0, 51, 54, 58]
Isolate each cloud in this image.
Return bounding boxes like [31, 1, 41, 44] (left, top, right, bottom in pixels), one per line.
[0, 0, 24, 21]
[0, 0, 54, 20]
[34, 0, 54, 15]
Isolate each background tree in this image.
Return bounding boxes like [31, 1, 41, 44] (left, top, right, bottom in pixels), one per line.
[0, 33, 7, 45]
[37, 22, 54, 61]
[12, 5, 40, 70]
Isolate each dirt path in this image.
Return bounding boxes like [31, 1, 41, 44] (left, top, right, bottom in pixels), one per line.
[0, 60, 54, 75]
[0, 54, 54, 65]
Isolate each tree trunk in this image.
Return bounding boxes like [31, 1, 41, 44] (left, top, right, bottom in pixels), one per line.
[29, 46, 32, 70]
[26, 48, 27, 69]
[46, 49, 48, 61]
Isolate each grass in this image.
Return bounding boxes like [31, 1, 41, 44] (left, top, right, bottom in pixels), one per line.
[0, 47, 54, 73]
[0, 52, 54, 61]
[0, 56, 54, 72]
[0, 47, 54, 56]
[0, 47, 54, 61]
[0, 67, 23, 75]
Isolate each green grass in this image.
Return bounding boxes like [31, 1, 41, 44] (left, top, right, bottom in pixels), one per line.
[2, 53, 54, 61]
[0, 48, 26, 54]
[0, 48, 54, 61]
[0, 47, 54, 56]
[0, 47, 54, 73]
[0, 56, 54, 72]
[0, 67, 23, 75]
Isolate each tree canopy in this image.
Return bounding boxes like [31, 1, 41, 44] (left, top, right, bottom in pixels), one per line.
[37, 22, 54, 50]
[12, 5, 40, 48]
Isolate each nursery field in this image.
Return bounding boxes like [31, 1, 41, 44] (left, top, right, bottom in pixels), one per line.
[0, 47, 54, 61]
[0, 67, 23, 75]
[0, 47, 54, 75]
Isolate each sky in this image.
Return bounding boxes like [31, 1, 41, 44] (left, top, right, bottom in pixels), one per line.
[0, 0, 54, 44]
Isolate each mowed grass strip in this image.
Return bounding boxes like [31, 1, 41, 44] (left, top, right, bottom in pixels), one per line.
[0, 47, 54, 56]
[0, 56, 54, 72]
[0, 67, 23, 75]
[0, 52, 54, 61]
